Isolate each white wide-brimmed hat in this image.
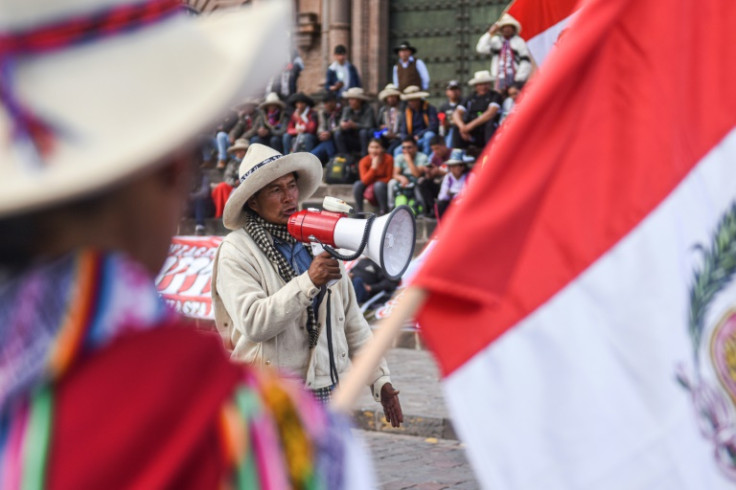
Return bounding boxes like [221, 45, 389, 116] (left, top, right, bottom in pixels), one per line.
[223, 144, 322, 230]
[496, 13, 522, 34]
[468, 70, 495, 86]
[401, 85, 430, 101]
[227, 139, 250, 154]
[446, 148, 475, 165]
[342, 87, 372, 101]
[0, 0, 291, 218]
[378, 83, 401, 101]
[259, 92, 286, 110]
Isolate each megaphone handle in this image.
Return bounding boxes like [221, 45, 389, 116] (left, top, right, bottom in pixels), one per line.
[310, 242, 325, 256]
[312, 214, 376, 261]
[309, 243, 344, 288]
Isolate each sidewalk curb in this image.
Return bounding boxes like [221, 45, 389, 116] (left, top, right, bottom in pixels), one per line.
[352, 409, 457, 440]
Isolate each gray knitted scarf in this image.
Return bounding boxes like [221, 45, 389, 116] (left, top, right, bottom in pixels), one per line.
[244, 212, 319, 348]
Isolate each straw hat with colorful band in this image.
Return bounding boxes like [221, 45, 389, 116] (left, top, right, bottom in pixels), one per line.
[259, 92, 286, 109]
[400, 85, 430, 101]
[468, 70, 494, 86]
[227, 139, 249, 154]
[0, 0, 291, 218]
[496, 13, 522, 34]
[222, 144, 322, 230]
[341, 87, 372, 101]
[378, 83, 401, 101]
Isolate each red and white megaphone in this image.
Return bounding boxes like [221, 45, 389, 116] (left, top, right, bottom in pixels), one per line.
[288, 197, 416, 280]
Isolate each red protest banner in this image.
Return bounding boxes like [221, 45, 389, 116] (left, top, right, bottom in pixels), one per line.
[156, 236, 223, 321]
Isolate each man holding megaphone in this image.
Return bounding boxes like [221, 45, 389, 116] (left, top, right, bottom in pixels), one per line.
[212, 144, 403, 425]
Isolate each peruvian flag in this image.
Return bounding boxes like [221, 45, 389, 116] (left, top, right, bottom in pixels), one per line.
[413, 0, 736, 488]
[506, 0, 579, 66]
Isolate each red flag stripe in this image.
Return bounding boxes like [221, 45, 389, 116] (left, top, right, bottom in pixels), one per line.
[507, 0, 579, 41]
[413, 0, 736, 376]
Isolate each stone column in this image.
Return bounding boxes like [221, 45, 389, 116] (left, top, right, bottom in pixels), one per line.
[351, 0, 389, 96]
[328, 0, 351, 54]
[294, 0, 324, 94]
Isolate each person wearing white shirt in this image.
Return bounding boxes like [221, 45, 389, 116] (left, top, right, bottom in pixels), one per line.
[392, 41, 430, 91]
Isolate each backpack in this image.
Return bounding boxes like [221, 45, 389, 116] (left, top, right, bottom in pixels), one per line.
[324, 154, 358, 184]
[394, 185, 424, 216]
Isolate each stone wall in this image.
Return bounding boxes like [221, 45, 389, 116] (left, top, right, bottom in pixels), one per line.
[185, 0, 389, 98]
[296, 0, 389, 98]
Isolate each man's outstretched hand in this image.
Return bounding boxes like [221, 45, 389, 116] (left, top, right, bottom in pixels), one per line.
[380, 383, 403, 428]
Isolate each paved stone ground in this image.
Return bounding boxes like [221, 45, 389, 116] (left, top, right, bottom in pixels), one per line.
[353, 348, 457, 439]
[360, 430, 480, 490]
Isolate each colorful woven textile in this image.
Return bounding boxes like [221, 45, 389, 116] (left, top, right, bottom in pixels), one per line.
[0, 249, 370, 489]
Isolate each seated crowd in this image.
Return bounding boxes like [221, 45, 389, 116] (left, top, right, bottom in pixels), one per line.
[195, 14, 530, 230]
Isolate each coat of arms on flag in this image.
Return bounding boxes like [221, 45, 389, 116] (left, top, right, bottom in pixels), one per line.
[679, 203, 736, 479]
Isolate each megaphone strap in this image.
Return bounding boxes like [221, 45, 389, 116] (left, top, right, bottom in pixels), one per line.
[325, 289, 340, 386]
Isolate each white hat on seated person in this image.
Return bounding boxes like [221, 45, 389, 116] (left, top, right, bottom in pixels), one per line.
[446, 148, 475, 165]
[0, 0, 291, 218]
[222, 144, 322, 230]
[378, 84, 401, 101]
[468, 70, 495, 86]
[227, 139, 250, 154]
[259, 92, 286, 110]
[341, 87, 372, 101]
[400, 85, 430, 101]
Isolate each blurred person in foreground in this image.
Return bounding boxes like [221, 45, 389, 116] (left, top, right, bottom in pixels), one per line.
[212, 143, 403, 419]
[0, 0, 374, 488]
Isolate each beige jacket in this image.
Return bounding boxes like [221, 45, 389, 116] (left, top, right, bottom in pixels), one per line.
[212, 229, 390, 401]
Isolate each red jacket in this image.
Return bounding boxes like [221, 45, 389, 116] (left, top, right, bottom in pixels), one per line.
[359, 153, 394, 185]
[286, 108, 318, 135]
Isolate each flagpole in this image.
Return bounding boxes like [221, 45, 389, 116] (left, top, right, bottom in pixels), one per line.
[331, 286, 427, 413]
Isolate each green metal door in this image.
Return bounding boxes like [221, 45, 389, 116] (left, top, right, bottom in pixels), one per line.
[389, 0, 511, 106]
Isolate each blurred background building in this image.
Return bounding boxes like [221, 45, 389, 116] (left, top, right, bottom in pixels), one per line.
[185, 0, 512, 106]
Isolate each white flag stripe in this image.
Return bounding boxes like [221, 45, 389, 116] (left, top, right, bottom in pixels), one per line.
[444, 126, 736, 489]
[525, 11, 578, 66]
